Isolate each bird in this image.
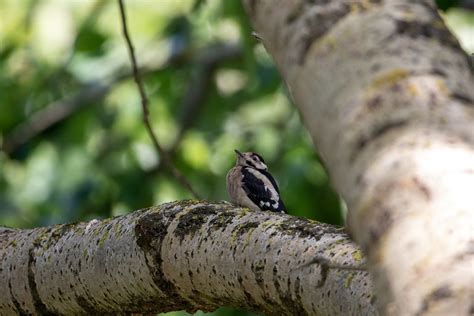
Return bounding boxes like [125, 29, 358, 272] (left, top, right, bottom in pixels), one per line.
[226, 149, 286, 213]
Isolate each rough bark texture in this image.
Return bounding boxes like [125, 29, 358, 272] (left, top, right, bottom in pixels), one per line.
[0, 201, 375, 315]
[242, 0, 474, 315]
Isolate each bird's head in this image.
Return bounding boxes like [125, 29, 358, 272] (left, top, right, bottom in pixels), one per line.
[234, 149, 268, 171]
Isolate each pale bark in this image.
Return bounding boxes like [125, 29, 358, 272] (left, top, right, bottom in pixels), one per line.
[242, 0, 474, 315]
[0, 201, 375, 315]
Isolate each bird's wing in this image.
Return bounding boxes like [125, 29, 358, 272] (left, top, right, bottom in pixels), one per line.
[260, 169, 280, 193]
[241, 167, 286, 212]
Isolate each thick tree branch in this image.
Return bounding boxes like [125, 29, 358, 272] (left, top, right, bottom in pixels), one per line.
[0, 201, 375, 315]
[242, 0, 474, 315]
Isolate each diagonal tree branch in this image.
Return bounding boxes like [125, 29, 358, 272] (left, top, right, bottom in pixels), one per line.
[1, 83, 110, 154]
[242, 0, 474, 315]
[118, 0, 200, 199]
[0, 201, 375, 315]
[1, 43, 240, 157]
[170, 43, 243, 155]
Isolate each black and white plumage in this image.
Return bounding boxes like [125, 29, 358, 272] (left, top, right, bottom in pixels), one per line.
[226, 150, 286, 213]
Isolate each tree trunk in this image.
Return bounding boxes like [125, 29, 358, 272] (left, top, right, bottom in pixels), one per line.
[242, 0, 474, 315]
[0, 201, 375, 315]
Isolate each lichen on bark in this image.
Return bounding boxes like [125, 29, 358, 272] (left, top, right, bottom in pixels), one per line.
[0, 201, 375, 315]
[242, 0, 474, 315]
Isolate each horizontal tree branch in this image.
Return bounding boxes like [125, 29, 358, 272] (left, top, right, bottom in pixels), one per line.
[0, 201, 376, 315]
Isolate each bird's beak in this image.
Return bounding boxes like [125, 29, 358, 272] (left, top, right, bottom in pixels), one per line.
[234, 149, 243, 157]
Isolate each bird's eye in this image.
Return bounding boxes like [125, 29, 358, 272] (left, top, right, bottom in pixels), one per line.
[253, 153, 264, 163]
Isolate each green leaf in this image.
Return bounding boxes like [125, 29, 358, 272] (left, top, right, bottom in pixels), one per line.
[74, 25, 106, 56]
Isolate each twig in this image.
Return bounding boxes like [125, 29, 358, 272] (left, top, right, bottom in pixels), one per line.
[251, 31, 263, 41]
[117, 0, 200, 199]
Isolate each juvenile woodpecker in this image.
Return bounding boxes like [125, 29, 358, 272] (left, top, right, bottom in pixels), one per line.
[227, 150, 286, 213]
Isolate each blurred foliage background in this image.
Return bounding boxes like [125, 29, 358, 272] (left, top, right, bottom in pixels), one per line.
[0, 1, 472, 315]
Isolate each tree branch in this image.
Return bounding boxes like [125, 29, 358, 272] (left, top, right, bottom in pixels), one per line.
[0, 201, 375, 315]
[118, 0, 200, 199]
[1, 83, 109, 154]
[242, 0, 474, 315]
[1, 43, 240, 156]
[458, 0, 474, 10]
[170, 43, 243, 155]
